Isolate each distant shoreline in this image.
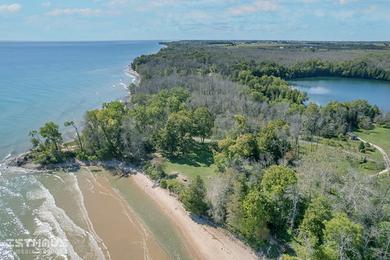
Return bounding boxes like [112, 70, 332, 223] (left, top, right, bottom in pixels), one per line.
[127, 66, 141, 86]
[1, 46, 259, 259]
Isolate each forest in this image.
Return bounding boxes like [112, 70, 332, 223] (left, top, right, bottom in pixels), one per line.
[29, 41, 390, 259]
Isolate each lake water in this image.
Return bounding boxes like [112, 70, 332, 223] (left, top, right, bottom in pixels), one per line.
[291, 77, 390, 112]
[0, 41, 161, 159]
[0, 41, 196, 260]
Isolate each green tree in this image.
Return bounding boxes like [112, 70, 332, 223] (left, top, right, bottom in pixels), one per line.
[144, 160, 166, 181]
[120, 117, 146, 161]
[29, 122, 64, 164]
[158, 110, 194, 156]
[260, 165, 297, 237]
[96, 101, 127, 158]
[303, 103, 320, 144]
[322, 213, 363, 259]
[214, 133, 257, 171]
[193, 107, 214, 142]
[226, 175, 247, 233]
[375, 221, 390, 259]
[81, 101, 127, 159]
[233, 114, 249, 134]
[229, 134, 258, 159]
[39, 121, 63, 151]
[261, 165, 297, 199]
[257, 120, 290, 165]
[297, 196, 332, 258]
[181, 175, 208, 216]
[299, 196, 332, 246]
[64, 120, 84, 152]
[358, 141, 366, 153]
[240, 185, 269, 246]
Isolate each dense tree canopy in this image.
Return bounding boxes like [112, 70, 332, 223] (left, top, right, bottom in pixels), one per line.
[31, 41, 390, 258]
[29, 122, 65, 164]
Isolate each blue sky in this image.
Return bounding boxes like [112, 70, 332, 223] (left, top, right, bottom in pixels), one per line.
[0, 0, 389, 41]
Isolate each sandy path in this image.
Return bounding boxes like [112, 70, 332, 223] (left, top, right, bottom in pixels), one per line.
[78, 169, 169, 260]
[132, 173, 259, 260]
[357, 137, 390, 176]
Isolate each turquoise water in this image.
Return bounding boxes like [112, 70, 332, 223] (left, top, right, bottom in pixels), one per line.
[291, 77, 390, 111]
[0, 41, 161, 159]
[0, 41, 174, 260]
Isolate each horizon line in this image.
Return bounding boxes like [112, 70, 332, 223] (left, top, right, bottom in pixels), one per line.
[0, 39, 390, 43]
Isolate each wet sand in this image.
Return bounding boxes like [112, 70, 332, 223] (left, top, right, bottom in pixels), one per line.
[77, 169, 169, 260]
[132, 173, 259, 260]
[40, 167, 257, 259]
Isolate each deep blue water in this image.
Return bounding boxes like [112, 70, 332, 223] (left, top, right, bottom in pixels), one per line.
[291, 77, 390, 112]
[0, 41, 161, 159]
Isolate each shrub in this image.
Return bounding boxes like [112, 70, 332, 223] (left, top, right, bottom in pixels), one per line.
[163, 179, 185, 195]
[144, 161, 167, 181]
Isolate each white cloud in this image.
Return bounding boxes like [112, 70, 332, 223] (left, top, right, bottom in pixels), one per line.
[46, 8, 102, 17]
[107, 0, 129, 5]
[0, 3, 21, 14]
[41, 2, 51, 8]
[302, 0, 360, 4]
[228, 0, 279, 16]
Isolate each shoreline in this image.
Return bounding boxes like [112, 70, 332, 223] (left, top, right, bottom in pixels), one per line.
[127, 66, 141, 86]
[77, 168, 170, 260]
[131, 172, 259, 260]
[1, 56, 259, 259]
[3, 156, 260, 259]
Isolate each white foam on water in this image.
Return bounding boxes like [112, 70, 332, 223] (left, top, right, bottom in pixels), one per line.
[2, 153, 12, 162]
[29, 174, 107, 260]
[49, 174, 65, 184]
[119, 82, 127, 89]
[0, 241, 16, 260]
[0, 164, 40, 177]
[4, 207, 30, 236]
[0, 186, 22, 198]
[124, 69, 137, 82]
[112, 81, 128, 91]
[66, 172, 108, 260]
[27, 183, 83, 259]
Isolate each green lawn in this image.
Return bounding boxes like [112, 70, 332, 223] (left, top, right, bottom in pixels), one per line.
[355, 127, 390, 156]
[162, 142, 218, 185]
[164, 162, 217, 184]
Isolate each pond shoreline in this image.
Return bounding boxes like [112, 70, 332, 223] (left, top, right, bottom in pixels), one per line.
[290, 76, 390, 112]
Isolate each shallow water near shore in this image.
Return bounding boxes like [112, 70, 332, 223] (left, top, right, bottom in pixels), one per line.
[0, 41, 197, 259]
[0, 168, 194, 259]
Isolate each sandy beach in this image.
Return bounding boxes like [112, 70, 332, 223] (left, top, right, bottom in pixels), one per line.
[131, 172, 259, 260]
[128, 68, 141, 86]
[77, 169, 170, 260]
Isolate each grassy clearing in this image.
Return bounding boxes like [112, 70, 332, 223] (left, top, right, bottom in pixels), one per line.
[162, 142, 218, 185]
[318, 136, 384, 163]
[355, 127, 390, 156]
[299, 136, 384, 175]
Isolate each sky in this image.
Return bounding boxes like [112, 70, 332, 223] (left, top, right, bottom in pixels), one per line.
[0, 0, 389, 41]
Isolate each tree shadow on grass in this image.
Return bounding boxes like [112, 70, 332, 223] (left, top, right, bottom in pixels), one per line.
[168, 142, 215, 167]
